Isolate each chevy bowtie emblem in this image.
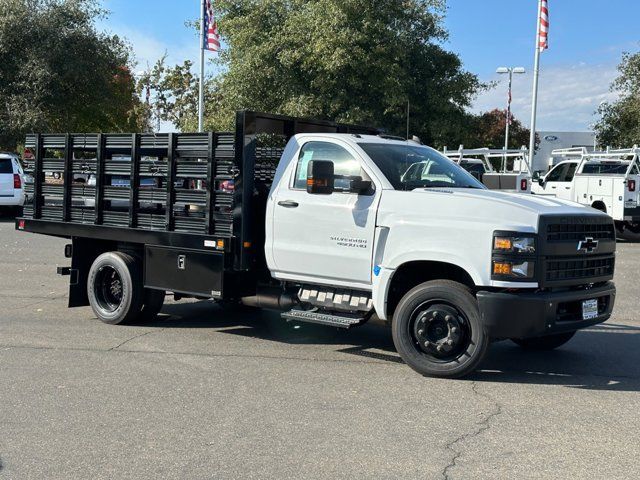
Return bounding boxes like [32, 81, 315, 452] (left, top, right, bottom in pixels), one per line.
[578, 237, 599, 254]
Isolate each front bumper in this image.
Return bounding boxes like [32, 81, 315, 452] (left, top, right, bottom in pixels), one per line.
[476, 282, 616, 339]
[623, 206, 640, 222]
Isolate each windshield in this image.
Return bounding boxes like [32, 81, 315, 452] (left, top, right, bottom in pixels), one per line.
[581, 163, 629, 175]
[359, 143, 485, 190]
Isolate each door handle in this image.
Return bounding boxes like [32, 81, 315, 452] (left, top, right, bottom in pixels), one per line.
[551, 185, 557, 189]
[278, 200, 299, 208]
[565, 186, 571, 190]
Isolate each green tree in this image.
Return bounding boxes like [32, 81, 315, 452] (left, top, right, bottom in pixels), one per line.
[137, 56, 203, 133]
[469, 109, 532, 149]
[594, 52, 640, 148]
[0, 0, 143, 149]
[192, 0, 482, 143]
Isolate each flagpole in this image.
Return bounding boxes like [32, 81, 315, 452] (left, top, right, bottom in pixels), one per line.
[198, 0, 205, 133]
[527, 0, 543, 171]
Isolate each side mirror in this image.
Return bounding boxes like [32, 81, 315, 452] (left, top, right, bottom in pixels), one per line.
[348, 176, 373, 195]
[307, 160, 334, 194]
[537, 177, 545, 186]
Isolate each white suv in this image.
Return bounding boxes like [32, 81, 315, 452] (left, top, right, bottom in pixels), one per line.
[0, 152, 28, 214]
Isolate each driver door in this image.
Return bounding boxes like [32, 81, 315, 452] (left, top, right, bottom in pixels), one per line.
[536, 162, 569, 196]
[270, 140, 379, 287]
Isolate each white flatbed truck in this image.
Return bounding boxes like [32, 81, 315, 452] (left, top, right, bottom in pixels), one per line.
[17, 111, 617, 378]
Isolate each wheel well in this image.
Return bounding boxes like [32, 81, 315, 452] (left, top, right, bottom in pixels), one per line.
[386, 261, 475, 320]
[591, 201, 607, 213]
[68, 239, 142, 308]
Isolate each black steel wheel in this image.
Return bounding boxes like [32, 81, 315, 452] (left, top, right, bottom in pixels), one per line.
[392, 280, 489, 378]
[512, 331, 576, 351]
[87, 252, 142, 325]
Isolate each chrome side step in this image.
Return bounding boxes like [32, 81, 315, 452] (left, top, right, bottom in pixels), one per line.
[281, 309, 368, 329]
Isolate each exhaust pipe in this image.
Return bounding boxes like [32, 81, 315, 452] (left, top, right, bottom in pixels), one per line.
[241, 288, 297, 311]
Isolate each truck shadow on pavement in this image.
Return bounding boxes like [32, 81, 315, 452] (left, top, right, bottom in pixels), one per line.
[147, 301, 639, 392]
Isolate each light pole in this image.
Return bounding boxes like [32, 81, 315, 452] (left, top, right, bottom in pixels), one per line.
[496, 67, 526, 152]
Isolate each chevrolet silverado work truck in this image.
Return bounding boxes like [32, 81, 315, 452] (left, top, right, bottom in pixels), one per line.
[17, 112, 617, 378]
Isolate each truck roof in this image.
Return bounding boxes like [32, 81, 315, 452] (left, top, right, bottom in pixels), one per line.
[292, 133, 424, 147]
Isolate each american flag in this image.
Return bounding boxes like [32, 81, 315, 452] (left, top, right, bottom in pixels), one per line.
[204, 0, 221, 52]
[538, 0, 549, 52]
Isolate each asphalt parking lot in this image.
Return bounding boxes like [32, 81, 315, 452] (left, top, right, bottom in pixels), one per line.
[1, 213, 639, 480]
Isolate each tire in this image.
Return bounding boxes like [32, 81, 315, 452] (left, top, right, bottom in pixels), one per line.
[618, 222, 640, 242]
[392, 280, 489, 379]
[139, 289, 166, 320]
[87, 252, 143, 325]
[511, 331, 576, 351]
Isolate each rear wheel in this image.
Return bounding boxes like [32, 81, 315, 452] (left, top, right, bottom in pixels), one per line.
[511, 331, 576, 350]
[392, 280, 489, 378]
[87, 252, 142, 325]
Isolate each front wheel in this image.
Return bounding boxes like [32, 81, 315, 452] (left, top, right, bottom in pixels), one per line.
[617, 222, 640, 242]
[392, 280, 489, 378]
[511, 331, 576, 350]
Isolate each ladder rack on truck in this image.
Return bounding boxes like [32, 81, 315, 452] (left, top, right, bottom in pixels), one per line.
[531, 146, 640, 240]
[442, 145, 532, 192]
[18, 111, 379, 305]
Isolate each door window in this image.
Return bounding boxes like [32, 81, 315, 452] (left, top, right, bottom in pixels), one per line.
[294, 141, 363, 190]
[563, 163, 577, 182]
[546, 163, 567, 182]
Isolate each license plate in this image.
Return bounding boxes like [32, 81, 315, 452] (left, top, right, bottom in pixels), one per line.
[582, 299, 598, 320]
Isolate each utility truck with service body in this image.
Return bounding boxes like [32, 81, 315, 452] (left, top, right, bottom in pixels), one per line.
[17, 112, 617, 378]
[443, 146, 532, 193]
[532, 147, 640, 241]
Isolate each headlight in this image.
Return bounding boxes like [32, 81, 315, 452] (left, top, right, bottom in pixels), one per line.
[492, 260, 535, 279]
[493, 235, 536, 254]
[492, 232, 537, 281]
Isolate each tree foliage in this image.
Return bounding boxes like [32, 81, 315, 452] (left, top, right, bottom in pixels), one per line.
[137, 57, 203, 133]
[0, 0, 143, 149]
[594, 52, 640, 148]
[464, 109, 532, 149]
[187, 0, 483, 144]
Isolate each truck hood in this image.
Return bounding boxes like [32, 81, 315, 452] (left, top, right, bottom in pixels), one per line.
[411, 187, 595, 215]
[378, 188, 606, 230]
[375, 187, 611, 286]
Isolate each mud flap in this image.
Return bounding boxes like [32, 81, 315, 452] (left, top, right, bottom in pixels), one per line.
[67, 238, 112, 307]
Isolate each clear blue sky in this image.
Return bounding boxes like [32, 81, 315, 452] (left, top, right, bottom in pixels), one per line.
[99, 0, 640, 132]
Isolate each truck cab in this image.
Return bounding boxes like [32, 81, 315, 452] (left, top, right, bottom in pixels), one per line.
[266, 133, 616, 377]
[530, 159, 580, 200]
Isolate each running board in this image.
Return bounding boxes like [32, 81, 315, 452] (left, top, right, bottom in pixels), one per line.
[281, 309, 368, 329]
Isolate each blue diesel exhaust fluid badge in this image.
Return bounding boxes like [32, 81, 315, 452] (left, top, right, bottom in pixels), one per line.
[373, 266, 381, 277]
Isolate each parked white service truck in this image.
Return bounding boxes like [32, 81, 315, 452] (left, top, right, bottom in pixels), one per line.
[443, 146, 532, 193]
[17, 112, 617, 378]
[531, 147, 640, 240]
